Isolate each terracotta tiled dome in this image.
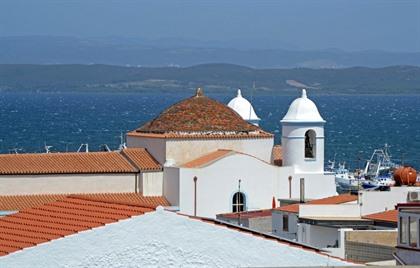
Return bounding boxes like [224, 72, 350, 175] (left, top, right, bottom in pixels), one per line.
[136, 88, 263, 134]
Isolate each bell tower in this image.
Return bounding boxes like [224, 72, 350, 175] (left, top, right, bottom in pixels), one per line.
[281, 89, 326, 173]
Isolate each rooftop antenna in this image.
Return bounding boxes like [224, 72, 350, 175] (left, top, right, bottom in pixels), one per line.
[9, 147, 21, 154]
[249, 81, 255, 120]
[77, 143, 89, 153]
[44, 142, 53, 153]
[99, 144, 111, 152]
[118, 132, 127, 151]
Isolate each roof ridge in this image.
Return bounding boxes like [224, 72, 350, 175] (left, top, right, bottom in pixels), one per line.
[66, 195, 158, 209]
[118, 150, 140, 173]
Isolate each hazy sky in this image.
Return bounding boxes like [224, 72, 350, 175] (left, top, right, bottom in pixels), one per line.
[1, 0, 419, 52]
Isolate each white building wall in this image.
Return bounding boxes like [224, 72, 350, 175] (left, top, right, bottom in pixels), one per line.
[166, 138, 274, 165]
[282, 123, 325, 174]
[177, 154, 292, 218]
[359, 186, 420, 215]
[0, 174, 137, 195]
[299, 204, 360, 218]
[291, 173, 337, 199]
[163, 167, 180, 206]
[272, 210, 299, 240]
[141, 172, 163, 196]
[298, 223, 340, 248]
[126, 136, 166, 164]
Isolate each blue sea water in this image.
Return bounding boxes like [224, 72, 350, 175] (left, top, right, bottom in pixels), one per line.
[0, 92, 419, 169]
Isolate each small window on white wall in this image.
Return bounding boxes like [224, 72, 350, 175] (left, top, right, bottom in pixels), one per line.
[305, 130, 316, 159]
[232, 192, 245, 213]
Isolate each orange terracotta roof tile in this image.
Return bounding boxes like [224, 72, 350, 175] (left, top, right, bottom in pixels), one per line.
[121, 148, 162, 172]
[182, 149, 233, 168]
[362, 209, 398, 223]
[0, 193, 168, 256]
[0, 151, 137, 175]
[0, 193, 170, 211]
[136, 89, 262, 134]
[275, 194, 358, 213]
[217, 209, 272, 219]
[272, 145, 283, 166]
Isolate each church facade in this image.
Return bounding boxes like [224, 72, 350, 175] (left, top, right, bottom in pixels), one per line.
[127, 88, 336, 218]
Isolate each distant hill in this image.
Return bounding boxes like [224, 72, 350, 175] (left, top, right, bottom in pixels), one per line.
[1, 36, 420, 68]
[0, 63, 419, 94]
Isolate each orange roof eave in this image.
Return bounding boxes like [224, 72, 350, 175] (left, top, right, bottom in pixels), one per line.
[126, 131, 274, 140]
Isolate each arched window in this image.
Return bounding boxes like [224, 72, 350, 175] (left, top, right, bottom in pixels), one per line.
[232, 192, 246, 213]
[305, 130, 316, 159]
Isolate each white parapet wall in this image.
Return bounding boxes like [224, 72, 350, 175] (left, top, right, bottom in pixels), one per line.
[0, 174, 137, 195]
[299, 204, 361, 218]
[359, 186, 420, 215]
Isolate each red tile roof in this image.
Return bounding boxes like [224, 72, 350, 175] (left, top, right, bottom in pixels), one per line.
[182, 149, 273, 168]
[133, 88, 272, 138]
[272, 145, 283, 166]
[0, 193, 170, 211]
[121, 148, 162, 172]
[217, 209, 272, 219]
[182, 149, 233, 168]
[275, 194, 358, 213]
[0, 194, 169, 256]
[0, 148, 161, 175]
[363, 210, 398, 223]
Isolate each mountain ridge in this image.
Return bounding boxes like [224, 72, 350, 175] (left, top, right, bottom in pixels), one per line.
[1, 63, 419, 94]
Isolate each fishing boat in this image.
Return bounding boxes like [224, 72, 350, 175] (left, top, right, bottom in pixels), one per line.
[327, 160, 363, 192]
[361, 144, 399, 190]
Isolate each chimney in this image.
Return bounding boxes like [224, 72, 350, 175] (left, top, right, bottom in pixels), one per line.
[300, 178, 305, 203]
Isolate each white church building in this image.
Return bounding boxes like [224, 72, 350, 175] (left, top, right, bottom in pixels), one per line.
[0, 87, 337, 219]
[127, 88, 336, 218]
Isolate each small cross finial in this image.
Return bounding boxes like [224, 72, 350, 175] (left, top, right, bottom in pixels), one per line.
[302, 89, 307, 99]
[237, 88, 242, 97]
[195, 87, 204, 97]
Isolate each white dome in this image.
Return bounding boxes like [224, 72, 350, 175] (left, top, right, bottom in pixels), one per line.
[228, 89, 260, 122]
[281, 89, 325, 123]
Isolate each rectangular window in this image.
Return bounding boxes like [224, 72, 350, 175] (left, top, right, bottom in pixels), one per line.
[400, 216, 408, 245]
[283, 214, 289, 232]
[409, 217, 418, 247]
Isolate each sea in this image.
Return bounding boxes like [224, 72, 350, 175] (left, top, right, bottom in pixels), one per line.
[0, 92, 419, 169]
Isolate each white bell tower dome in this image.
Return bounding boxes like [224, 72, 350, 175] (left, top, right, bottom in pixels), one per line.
[281, 89, 325, 173]
[228, 89, 261, 126]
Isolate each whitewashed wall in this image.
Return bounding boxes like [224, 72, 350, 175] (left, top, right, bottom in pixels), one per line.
[272, 210, 299, 240]
[290, 173, 337, 200]
[299, 204, 360, 218]
[163, 167, 180, 206]
[0, 174, 137, 195]
[298, 223, 340, 248]
[166, 137, 274, 165]
[177, 153, 293, 218]
[359, 186, 420, 215]
[141, 172, 163, 196]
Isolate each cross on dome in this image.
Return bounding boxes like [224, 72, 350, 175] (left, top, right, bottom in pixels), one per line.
[281, 88, 325, 123]
[301, 89, 307, 99]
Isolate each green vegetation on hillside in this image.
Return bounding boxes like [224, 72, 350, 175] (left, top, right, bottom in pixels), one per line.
[0, 63, 419, 94]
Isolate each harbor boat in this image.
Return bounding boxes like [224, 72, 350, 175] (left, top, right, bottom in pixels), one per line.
[327, 160, 363, 192]
[361, 144, 399, 190]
